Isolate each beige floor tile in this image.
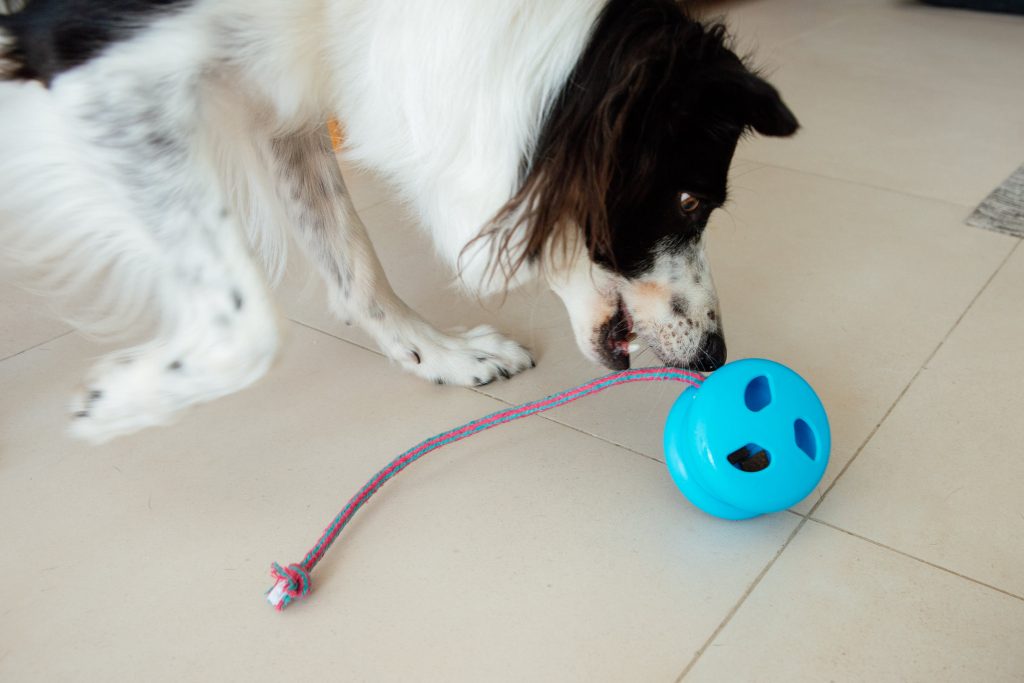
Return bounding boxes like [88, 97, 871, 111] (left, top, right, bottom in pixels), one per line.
[0, 323, 799, 682]
[733, 2, 1024, 207]
[0, 282, 69, 361]
[280, 167, 1016, 513]
[695, 0, 877, 53]
[814, 242, 1024, 596]
[685, 521, 1024, 682]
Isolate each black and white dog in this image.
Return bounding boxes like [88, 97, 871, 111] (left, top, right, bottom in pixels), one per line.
[0, 0, 797, 442]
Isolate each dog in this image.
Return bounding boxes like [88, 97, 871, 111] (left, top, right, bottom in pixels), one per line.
[0, 0, 797, 443]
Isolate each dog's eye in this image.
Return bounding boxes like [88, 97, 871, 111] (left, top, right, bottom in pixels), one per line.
[679, 193, 701, 213]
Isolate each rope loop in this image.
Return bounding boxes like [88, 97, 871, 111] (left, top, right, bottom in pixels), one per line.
[267, 562, 311, 611]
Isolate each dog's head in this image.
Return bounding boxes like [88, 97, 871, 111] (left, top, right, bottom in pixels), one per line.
[492, 1, 797, 370]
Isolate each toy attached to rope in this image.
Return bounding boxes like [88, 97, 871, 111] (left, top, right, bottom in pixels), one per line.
[266, 359, 830, 611]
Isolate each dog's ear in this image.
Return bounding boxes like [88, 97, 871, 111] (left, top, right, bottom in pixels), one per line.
[739, 73, 799, 137]
[711, 70, 799, 137]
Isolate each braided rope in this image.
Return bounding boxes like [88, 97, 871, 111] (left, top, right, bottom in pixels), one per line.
[267, 366, 704, 610]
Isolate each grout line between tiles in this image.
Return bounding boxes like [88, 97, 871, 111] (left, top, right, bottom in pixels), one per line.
[466, 384, 671, 465]
[0, 330, 74, 364]
[504, 408, 666, 465]
[806, 238, 1021, 519]
[674, 515, 811, 682]
[287, 318, 667, 466]
[808, 518, 1024, 603]
[759, 12, 853, 54]
[697, 6, 854, 56]
[746, 163, 973, 210]
[740, 161, 1017, 215]
[728, 161, 765, 179]
[352, 198, 387, 214]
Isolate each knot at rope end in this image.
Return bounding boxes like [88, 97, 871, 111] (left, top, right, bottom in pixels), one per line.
[267, 562, 311, 611]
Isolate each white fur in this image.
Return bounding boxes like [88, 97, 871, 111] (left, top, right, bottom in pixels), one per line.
[325, 0, 605, 292]
[0, 0, 717, 442]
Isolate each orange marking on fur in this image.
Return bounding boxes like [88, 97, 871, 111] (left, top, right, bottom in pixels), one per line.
[634, 281, 669, 299]
[327, 118, 345, 152]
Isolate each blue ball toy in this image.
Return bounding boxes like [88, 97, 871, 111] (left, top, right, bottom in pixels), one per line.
[663, 359, 830, 520]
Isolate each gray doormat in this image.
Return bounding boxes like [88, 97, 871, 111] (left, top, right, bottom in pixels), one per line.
[968, 165, 1024, 238]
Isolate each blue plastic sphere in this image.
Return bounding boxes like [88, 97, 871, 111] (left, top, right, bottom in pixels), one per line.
[664, 359, 830, 520]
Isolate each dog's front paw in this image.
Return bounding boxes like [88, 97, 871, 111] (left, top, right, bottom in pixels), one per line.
[397, 324, 534, 387]
[68, 354, 175, 444]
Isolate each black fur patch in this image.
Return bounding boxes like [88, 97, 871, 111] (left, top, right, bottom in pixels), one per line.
[527, 0, 798, 277]
[2, 0, 195, 84]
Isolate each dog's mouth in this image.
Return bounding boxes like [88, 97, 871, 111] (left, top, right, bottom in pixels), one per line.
[596, 298, 636, 370]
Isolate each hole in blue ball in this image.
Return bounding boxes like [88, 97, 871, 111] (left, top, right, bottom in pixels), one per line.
[728, 444, 771, 472]
[744, 375, 772, 412]
[794, 419, 816, 459]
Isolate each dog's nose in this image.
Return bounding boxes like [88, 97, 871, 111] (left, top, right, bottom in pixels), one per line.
[690, 332, 727, 372]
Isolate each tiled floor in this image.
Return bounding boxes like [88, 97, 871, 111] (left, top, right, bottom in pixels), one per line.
[2, 1, 1023, 681]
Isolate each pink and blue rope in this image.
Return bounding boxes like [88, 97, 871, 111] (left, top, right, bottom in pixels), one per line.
[267, 366, 704, 610]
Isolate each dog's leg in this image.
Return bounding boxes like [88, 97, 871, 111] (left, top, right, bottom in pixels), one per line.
[52, 56, 280, 442]
[68, 221, 279, 443]
[270, 130, 533, 386]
